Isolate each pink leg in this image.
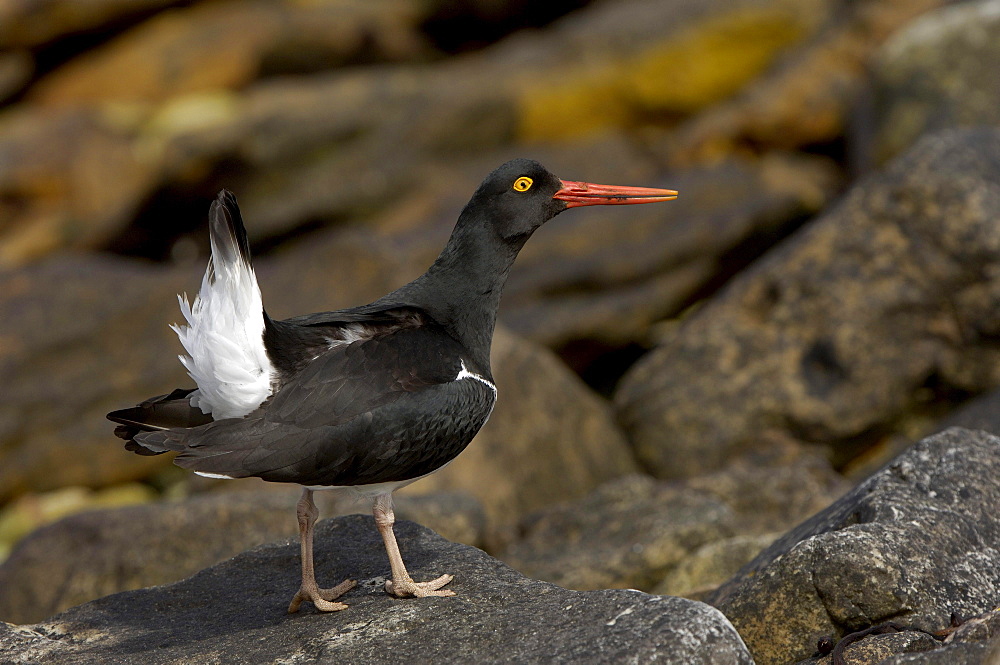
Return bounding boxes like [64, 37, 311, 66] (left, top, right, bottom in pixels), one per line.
[373, 493, 455, 598]
[288, 488, 356, 613]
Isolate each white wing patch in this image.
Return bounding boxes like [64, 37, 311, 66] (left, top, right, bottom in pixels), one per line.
[171, 246, 274, 420]
[193, 471, 236, 480]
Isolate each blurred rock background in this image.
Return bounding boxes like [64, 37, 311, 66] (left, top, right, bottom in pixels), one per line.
[2, 0, 1000, 648]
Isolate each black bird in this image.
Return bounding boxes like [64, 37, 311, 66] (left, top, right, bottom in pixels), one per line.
[108, 159, 676, 613]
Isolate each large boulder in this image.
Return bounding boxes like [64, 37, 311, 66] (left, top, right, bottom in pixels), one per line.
[0, 0, 819, 262]
[0, 488, 486, 624]
[0, 491, 298, 624]
[616, 128, 1000, 479]
[28, 0, 435, 105]
[798, 609, 1000, 664]
[509, 0, 831, 143]
[0, 106, 159, 266]
[0, 0, 185, 50]
[0, 516, 754, 664]
[502, 441, 846, 593]
[0, 49, 31, 103]
[872, 0, 1000, 164]
[666, 0, 945, 164]
[710, 427, 1000, 665]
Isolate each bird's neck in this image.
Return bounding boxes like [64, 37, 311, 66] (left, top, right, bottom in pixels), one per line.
[394, 212, 528, 372]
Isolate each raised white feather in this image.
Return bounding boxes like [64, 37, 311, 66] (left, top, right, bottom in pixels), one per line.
[171, 221, 274, 420]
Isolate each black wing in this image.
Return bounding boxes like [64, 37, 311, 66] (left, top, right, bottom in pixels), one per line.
[134, 323, 496, 486]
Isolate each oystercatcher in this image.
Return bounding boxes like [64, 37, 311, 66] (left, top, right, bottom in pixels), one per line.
[109, 158, 676, 613]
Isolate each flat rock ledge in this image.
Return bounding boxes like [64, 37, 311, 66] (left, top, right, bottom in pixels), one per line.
[0, 516, 752, 665]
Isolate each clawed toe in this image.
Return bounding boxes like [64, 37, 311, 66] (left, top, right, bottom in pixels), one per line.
[288, 578, 356, 613]
[319, 578, 357, 602]
[385, 574, 455, 598]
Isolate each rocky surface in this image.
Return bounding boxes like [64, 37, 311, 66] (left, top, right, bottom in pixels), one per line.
[0, 516, 754, 664]
[503, 441, 846, 593]
[5, 2, 999, 662]
[652, 533, 779, 600]
[799, 609, 1000, 664]
[0, 105, 159, 264]
[0, 0, 831, 267]
[0, 488, 486, 625]
[710, 427, 1000, 665]
[616, 128, 1000, 479]
[0, 0, 186, 51]
[0, 491, 298, 625]
[665, 0, 945, 165]
[872, 0, 1000, 163]
[933, 389, 1000, 439]
[27, 0, 435, 106]
[0, 50, 32, 103]
[0, 482, 155, 560]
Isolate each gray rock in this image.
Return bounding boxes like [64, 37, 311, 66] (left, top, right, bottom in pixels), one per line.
[0, 106, 159, 267]
[0, 491, 297, 625]
[503, 442, 845, 592]
[665, 0, 947, 164]
[798, 608, 1000, 664]
[803, 630, 938, 665]
[653, 533, 779, 600]
[0, 49, 31, 103]
[710, 428, 1000, 665]
[28, 0, 435, 105]
[616, 128, 1000, 479]
[0, 488, 487, 625]
[872, 0, 1000, 163]
[503, 474, 736, 591]
[933, 389, 1000, 439]
[883, 643, 998, 665]
[0, 0, 185, 50]
[2, 516, 754, 665]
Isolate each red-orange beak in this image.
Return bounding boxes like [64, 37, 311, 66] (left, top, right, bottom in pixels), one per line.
[553, 179, 678, 208]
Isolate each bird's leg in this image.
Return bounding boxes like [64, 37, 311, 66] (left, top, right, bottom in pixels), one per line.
[372, 492, 455, 598]
[288, 488, 356, 613]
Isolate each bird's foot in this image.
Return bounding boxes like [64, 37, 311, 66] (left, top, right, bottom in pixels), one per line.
[288, 578, 357, 613]
[385, 574, 455, 598]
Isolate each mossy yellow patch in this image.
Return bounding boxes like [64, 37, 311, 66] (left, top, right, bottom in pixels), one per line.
[0, 483, 156, 561]
[518, 8, 810, 142]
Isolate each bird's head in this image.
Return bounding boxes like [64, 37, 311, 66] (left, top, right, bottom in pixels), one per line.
[468, 158, 677, 242]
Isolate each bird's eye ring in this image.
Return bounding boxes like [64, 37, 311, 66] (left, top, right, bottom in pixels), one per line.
[512, 176, 533, 192]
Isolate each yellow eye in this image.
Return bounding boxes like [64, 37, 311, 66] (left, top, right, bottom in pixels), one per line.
[512, 176, 533, 192]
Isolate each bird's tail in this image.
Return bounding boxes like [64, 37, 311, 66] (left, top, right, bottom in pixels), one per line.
[171, 191, 275, 420]
[107, 388, 210, 455]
